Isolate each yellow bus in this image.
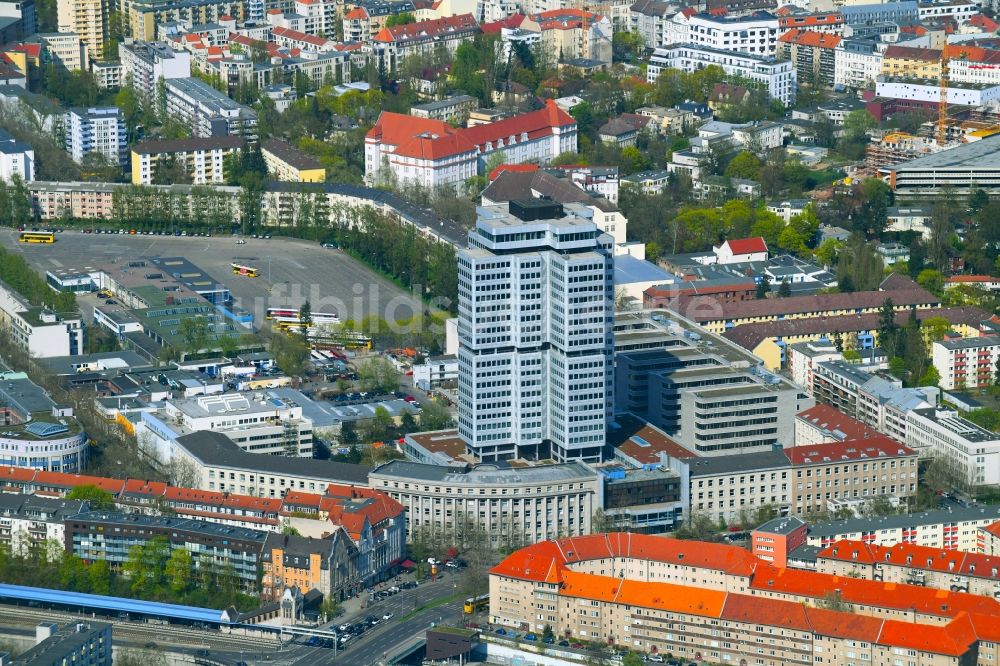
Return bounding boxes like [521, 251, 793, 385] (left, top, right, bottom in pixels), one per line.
[231, 263, 259, 278]
[463, 594, 488, 614]
[19, 232, 55, 244]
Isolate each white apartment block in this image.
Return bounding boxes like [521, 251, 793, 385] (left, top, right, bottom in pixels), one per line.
[918, 0, 976, 22]
[130, 136, 243, 186]
[165, 77, 257, 139]
[0, 129, 34, 182]
[37, 32, 88, 71]
[648, 44, 796, 106]
[906, 407, 1000, 487]
[118, 40, 191, 102]
[807, 503, 1000, 551]
[834, 39, 883, 89]
[64, 107, 127, 166]
[876, 79, 1000, 106]
[457, 200, 614, 463]
[0, 281, 83, 357]
[368, 460, 601, 545]
[933, 336, 1000, 390]
[666, 11, 781, 57]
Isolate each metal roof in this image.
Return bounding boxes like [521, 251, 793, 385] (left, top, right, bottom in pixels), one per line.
[0, 583, 226, 623]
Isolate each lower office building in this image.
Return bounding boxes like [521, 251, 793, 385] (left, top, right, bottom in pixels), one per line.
[0, 375, 89, 472]
[130, 136, 244, 185]
[882, 133, 1000, 196]
[66, 511, 267, 591]
[164, 77, 257, 140]
[368, 460, 601, 546]
[905, 407, 1000, 486]
[0, 280, 82, 358]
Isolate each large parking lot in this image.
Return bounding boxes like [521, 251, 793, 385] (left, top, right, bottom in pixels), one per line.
[1, 229, 423, 324]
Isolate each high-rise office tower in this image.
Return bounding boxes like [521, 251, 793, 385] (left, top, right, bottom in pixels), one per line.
[457, 200, 614, 463]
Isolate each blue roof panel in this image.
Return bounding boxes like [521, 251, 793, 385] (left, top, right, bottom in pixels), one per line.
[0, 583, 226, 623]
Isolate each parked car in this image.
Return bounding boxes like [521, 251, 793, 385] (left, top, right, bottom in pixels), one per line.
[524, 633, 537, 641]
[558, 640, 570, 647]
[495, 628, 507, 636]
[645, 655, 665, 663]
[382, 612, 394, 621]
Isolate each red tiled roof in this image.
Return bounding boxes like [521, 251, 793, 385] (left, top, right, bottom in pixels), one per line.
[819, 540, 1000, 580]
[369, 100, 576, 160]
[374, 14, 478, 43]
[608, 414, 698, 463]
[947, 274, 1000, 283]
[344, 7, 367, 19]
[491, 533, 758, 582]
[121, 479, 168, 497]
[0, 466, 37, 483]
[11, 43, 41, 58]
[779, 28, 842, 48]
[223, 495, 282, 512]
[489, 163, 539, 181]
[971, 13, 1000, 31]
[785, 436, 914, 465]
[795, 404, 881, 441]
[884, 44, 941, 61]
[32, 472, 125, 494]
[984, 520, 1000, 539]
[481, 13, 526, 33]
[272, 27, 331, 47]
[751, 564, 1000, 618]
[722, 236, 767, 255]
[877, 614, 977, 657]
[779, 12, 843, 27]
[164, 487, 227, 504]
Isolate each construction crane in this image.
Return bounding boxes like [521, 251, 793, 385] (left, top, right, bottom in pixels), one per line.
[937, 48, 950, 146]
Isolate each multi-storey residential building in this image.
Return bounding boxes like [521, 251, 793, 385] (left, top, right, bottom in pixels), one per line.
[0, 128, 33, 182]
[17, 623, 111, 666]
[918, 0, 976, 22]
[982, 521, 1000, 556]
[457, 200, 614, 463]
[66, 511, 267, 591]
[881, 44, 940, 80]
[164, 77, 257, 139]
[806, 503, 1000, 551]
[260, 531, 358, 601]
[55, 0, 106, 60]
[490, 533, 1000, 663]
[169, 430, 369, 497]
[130, 136, 244, 185]
[365, 101, 577, 189]
[787, 340, 840, 390]
[932, 336, 1000, 390]
[341, 0, 417, 42]
[816, 540, 1000, 598]
[269, 26, 335, 52]
[261, 138, 325, 183]
[647, 43, 796, 105]
[834, 38, 882, 89]
[841, 1, 918, 31]
[0, 281, 82, 359]
[410, 95, 478, 125]
[0, 494, 86, 555]
[368, 14, 479, 73]
[778, 29, 841, 88]
[92, 60, 122, 88]
[368, 460, 601, 546]
[667, 10, 780, 56]
[906, 407, 1000, 486]
[118, 40, 191, 102]
[64, 107, 127, 166]
[36, 32, 88, 70]
[630, 0, 672, 49]
[532, 9, 612, 64]
[125, 0, 244, 41]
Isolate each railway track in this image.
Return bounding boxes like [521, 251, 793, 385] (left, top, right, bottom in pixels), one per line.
[0, 604, 280, 652]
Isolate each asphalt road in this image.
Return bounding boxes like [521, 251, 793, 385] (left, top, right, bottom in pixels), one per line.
[0, 229, 423, 324]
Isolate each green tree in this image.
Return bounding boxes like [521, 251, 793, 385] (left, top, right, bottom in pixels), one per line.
[919, 365, 941, 387]
[340, 420, 358, 447]
[858, 178, 890, 236]
[270, 331, 310, 376]
[385, 12, 416, 26]
[778, 277, 791, 297]
[88, 560, 111, 595]
[843, 109, 877, 141]
[916, 269, 945, 296]
[419, 400, 454, 430]
[65, 485, 116, 510]
[755, 274, 771, 299]
[878, 299, 900, 359]
[724, 151, 762, 180]
[357, 357, 402, 394]
[164, 548, 192, 594]
[179, 316, 210, 356]
[298, 299, 313, 341]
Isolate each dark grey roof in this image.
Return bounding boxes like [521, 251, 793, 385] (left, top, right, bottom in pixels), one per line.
[69, 510, 269, 542]
[132, 136, 245, 155]
[481, 170, 616, 213]
[176, 430, 370, 484]
[261, 532, 337, 569]
[262, 138, 323, 170]
[807, 502, 1000, 537]
[687, 449, 791, 477]
[755, 515, 806, 535]
[15, 622, 110, 666]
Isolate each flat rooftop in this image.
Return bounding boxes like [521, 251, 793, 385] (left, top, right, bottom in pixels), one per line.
[891, 133, 1000, 170]
[372, 459, 597, 484]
